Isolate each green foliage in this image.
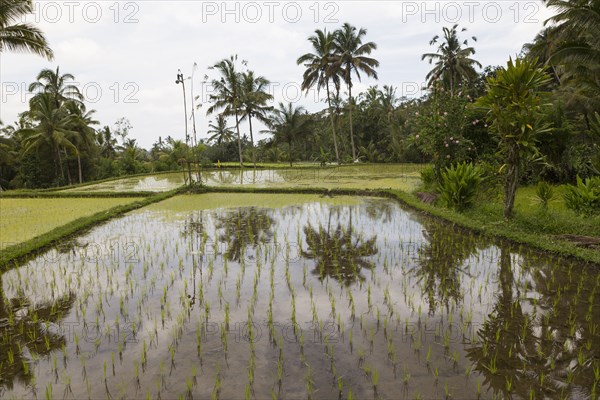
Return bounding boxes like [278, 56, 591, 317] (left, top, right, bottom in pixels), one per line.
[420, 166, 437, 189]
[412, 91, 474, 181]
[533, 181, 555, 210]
[472, 57, 552, 218]
[563, 176, 600, 215]
[438, 162, 482, 211]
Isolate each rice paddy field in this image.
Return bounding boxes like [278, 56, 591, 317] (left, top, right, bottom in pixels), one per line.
[0, 197, 139, 245]
[60, 164, 425, 193]
[1, 193, 598, 399]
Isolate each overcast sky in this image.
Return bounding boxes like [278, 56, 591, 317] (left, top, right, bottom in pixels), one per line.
[0, 0, 554, 148]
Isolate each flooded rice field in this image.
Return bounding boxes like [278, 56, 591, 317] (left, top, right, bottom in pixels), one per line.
[1, 193, 598, 399]
[61, 165, 423, 193]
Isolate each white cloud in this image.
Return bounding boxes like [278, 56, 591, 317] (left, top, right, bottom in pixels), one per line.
[1, 0, 553, 148]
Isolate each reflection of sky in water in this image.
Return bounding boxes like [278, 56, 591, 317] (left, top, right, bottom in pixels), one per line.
[1, 195, 597, 399]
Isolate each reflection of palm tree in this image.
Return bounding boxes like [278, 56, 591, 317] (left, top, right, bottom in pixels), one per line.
[466, 245, 599, 398]
[364, 199, 393, 223]
[215, 208, 274, 262]
[302, 210, 377, 285]
[414, 216, 481, 314]
[0, 273, 75, 392]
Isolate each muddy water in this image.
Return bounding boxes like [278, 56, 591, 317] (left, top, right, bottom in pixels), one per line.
[1, 194, 598, 399]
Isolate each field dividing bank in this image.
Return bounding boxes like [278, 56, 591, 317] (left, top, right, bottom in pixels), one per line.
[0, 190, 180, 270]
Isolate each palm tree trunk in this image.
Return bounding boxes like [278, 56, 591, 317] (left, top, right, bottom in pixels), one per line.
[503, 143, 519, 218]
[248, 114, 256, 167]
[326, 83, 340, 164]
[348, 82, 357, 161]
[234, 111, 244, 167]
[56, 147, 65, 182]
[288, 138, 293, 167]
[77, 150, 83, 184]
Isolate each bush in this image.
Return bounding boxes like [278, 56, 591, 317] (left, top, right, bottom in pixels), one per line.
[563, 176, 600, 215]
[439, 162, 482, 211]
[420, 166, 437, 188]
[534, 181, 555, 210]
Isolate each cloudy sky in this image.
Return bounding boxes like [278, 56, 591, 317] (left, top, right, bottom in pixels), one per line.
[1, 1, 554, 148]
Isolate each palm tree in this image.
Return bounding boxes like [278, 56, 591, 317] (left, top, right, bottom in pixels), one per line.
[522, 26, 563, 84]
[207, 55, 245, 166]
[207, 114, 235, 160]
[332, 23, 380, 161]
[0, 0, 53, 59]
[297, 28, 342, 164]
[65, 101, 98, 183]
[20, 94, 78, 182]
[544, 0, 600, 121]
[28, 67, 83, 109]
[240, 70, 273, 166]
[96, 126, 120, 158]
[421, 24, 482, 97]
[265, 102, 313, 166]
[207, 114, 235, 145]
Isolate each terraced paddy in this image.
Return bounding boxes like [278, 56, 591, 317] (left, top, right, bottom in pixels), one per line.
[1, 193, 597, 399]
[0, 197, 139, 245]
[60, 164, 425, 193]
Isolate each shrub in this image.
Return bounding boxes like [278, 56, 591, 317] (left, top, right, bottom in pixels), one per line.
[439, 162, 482, 211]
[534, 181, 554, 210]
[420, 166, 437, 188]
[563, 176, 600, 215]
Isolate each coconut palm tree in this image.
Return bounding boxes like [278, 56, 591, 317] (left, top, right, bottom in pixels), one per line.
[206, 55, 245, 166]
[207, 114, 235, 160]
[265, 102, 313, 166]
[297, 28, 342, 163]
[20, 94, 79, 183]
[207, 114, 235, 145]
[240, 70, 273, 166]
[332, 23, 380, 161]
[421, 24, 482, 97]
[96, 126, 120, 158]
[65, 101, 98, 183]
[545, 0, 600, 119]
[0, 0, 53, 59]
[28, 67, 83, 109]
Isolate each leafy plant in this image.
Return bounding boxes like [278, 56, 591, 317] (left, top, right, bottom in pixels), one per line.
[563, 176, 600, 215]
[534, 181, 555, 210]
[438, 162, 482, 211]
[420, 166, 437, 189]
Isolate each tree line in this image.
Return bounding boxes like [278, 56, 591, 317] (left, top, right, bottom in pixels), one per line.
[0, 0, 598, 196]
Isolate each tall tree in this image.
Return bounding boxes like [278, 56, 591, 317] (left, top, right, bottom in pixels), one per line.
[333, 23, 379, 161]
[240, 70, 273, 166]
[265, 102, 313, 166]
[473, 57, 552, 218]
[65, 102, 98, 183]
[28, 67, 83, 109]
[422, 24, 482, 97]
[297, 28, 342, 163]
[20, 93, 79, 182]
[0, 0, 53, 59]
[207, 55, 245, 166]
